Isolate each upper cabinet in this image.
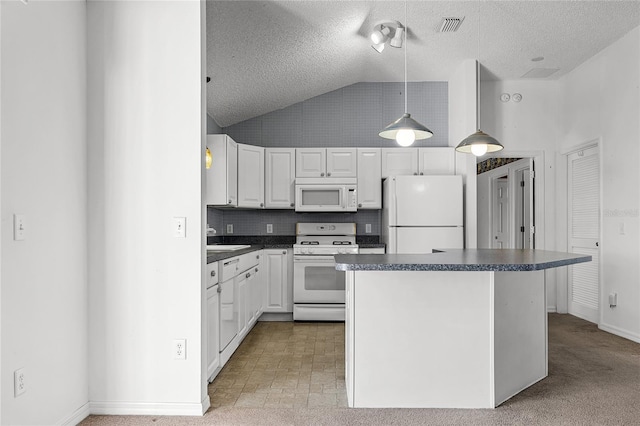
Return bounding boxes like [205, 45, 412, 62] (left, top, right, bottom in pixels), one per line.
[357, 148, 381, 209]
[382, 147, 455, 178]
[418, 147, 456, 175]
[296, 148, 356, 178]
[237, 143, 265, 208]
[206, 135, 238, 207]
[381, 148, 418, 178]
[265, 148, 295, 209]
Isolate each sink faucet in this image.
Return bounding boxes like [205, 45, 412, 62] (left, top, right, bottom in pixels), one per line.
[206, 225, 217, 236]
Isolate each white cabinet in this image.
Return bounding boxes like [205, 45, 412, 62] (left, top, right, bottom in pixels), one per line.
[237, 143, 265, 208]
[296, 148, 356, 178]
[357, 148, 382, 209]
[263, 249, 293, 313]
[265, 148, 295, 209]
[206, 135, 237, 206]
[381, 148, 418, 178]
[236, 271, 249, 339]
[382, 147, 455, 178]
[206, 261, 220, 382]
[327, 148, 357, 178]
[418, 147, 456, 175]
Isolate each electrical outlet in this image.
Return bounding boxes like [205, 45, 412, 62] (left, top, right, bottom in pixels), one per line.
[173, 339, 186, 360]
[14, 368, 26, 397]
[266, 224, 273, 234]
[365, 223, 371, 234]
[227, 224, 233, 234]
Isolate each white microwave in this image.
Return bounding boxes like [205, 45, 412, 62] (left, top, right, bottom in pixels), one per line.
[295, 178, 358, 212]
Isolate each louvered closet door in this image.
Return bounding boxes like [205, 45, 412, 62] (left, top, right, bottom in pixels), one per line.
[568, 146, 600, 323]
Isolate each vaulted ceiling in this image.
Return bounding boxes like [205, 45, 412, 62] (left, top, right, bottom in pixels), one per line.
[206, 1, 640, 127]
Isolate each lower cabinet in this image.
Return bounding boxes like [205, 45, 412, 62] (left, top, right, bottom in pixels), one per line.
[263, 249, 293, 313]
[206, 284, 220, 381]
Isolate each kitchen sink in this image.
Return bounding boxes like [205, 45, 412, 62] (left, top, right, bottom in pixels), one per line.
[206, 244, 251, 252]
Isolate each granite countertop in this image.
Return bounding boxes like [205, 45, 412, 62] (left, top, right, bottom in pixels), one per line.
[206, 245, 263, 263]
[334, 249, 591, 272]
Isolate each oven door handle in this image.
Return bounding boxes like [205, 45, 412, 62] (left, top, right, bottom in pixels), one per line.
[293, 255, 337, 262]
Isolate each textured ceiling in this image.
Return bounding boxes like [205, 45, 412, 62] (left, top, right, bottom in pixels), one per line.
[206, 1, 640, 127]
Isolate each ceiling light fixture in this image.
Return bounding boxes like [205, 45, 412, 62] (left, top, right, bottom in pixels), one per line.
[456, 0, 503, 157]
[378, 2, 433, 146]
[370, 21, 403, 53]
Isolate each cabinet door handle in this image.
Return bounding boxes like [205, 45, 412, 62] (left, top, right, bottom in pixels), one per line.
[420, 172, 424, 175]
[358, 203, 362, 208]
[327, 172, 331, 177]
[282, 250, 287, 255]
[260, 203, 264, 207]
[596, 242, 599, 247]
[413, 172, 418, 175]
[228, 199, 232, 204]
[255, 267, 258, 272]
[210, 270, 216, 277]
[290, 203, 295, 207]
[246, 272, 251, 278]
[320, 172, 325, 177]
[216, 286, 221, 293]
[256, 254, 260, 259]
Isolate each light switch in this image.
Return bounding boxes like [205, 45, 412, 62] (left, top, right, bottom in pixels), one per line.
[173, 217, 186, 238]
[13, 214, 26, 241]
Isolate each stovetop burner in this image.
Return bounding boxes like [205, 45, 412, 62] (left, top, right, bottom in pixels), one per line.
[300, 241, 319, 245]
[333, 241, 352, 245]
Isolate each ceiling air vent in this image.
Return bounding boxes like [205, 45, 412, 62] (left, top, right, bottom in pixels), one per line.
[439, 17, 465, 32]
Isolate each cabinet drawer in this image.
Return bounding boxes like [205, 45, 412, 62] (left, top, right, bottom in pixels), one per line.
[207, 261, 219, 289]
[238, 251, 261, 273]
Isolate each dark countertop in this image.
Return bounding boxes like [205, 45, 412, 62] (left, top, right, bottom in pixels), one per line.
[358, 243, 386, 249]
[207, 245, 263, 263]
[334, 249, 591, 272]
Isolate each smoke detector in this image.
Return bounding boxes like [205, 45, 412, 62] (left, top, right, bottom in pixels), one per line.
[439, 17, 465, 32]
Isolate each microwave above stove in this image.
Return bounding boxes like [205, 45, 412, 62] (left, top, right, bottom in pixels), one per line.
[295, 178, 357, 212]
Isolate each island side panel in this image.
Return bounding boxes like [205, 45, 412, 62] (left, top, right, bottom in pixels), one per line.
[351, 270, 495, 408]
[493, 270, 547, 406]
[345, 270, 355, 406]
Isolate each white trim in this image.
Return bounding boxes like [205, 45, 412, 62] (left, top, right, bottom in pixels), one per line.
[89, 400, 209, 416]
[560, 138, 600, 156]
[58, 402, 91, 426]
[547, 305, 557, 313]
[598, 322, 640, 344]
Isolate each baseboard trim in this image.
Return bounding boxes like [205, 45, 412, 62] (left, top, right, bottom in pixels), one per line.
[59, 402, 91, 426]
[90, 400, 208, 416]
[599, 322, 640, 344]
[259, 312, 293, 322]
[547, 305, 557, 313]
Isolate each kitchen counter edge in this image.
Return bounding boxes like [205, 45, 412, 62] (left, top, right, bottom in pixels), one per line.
[207, 244, 292, 263]
[334, 249, 591, 272]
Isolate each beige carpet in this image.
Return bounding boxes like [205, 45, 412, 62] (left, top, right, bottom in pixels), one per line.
[81, 314, 640, 425]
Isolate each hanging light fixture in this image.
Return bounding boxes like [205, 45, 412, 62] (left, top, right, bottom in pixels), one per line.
[456, 0, 503, 156]
[379, 1, 433, 147]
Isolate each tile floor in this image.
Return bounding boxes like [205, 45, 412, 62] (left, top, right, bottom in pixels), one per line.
[208, 321, 347, 409]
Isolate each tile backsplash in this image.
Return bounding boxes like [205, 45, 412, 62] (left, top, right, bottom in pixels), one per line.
[207, 208, 380, 236]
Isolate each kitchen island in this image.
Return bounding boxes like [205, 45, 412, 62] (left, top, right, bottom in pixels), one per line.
[334, 249, 591, 409]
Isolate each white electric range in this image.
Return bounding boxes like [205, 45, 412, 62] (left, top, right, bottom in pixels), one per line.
[293, 223, 358, 321]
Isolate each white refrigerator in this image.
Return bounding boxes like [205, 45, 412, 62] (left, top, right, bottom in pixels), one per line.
[382, 175, 464, 253]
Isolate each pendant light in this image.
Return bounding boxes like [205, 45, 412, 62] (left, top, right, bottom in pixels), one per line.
[379, 1, 433, 147]
[456, 0, 503, 156]
[205, 146, 212, 169]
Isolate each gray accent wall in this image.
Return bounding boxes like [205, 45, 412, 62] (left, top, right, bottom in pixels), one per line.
[207, 81, 448, 236]
[224, 81, 448, 148]
[207, 113, 223, 134]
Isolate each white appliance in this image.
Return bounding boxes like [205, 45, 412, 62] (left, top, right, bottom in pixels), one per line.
[293, 223, 358, 321]
[382, 175, 464, 253]
[295, 178, 358, 212]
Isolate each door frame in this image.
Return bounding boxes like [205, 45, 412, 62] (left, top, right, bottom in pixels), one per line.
[479, 150, 545, 251]
[558, 138, 603, 317]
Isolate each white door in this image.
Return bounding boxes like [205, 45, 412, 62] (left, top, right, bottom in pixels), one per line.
[265, 148, 295, 209]
[568, 146, 600, 323]
[381, 148, 418, 178]
[514, 159, 535, 249]
[357, 148, 382, 209]
[296, 148, 326, 178]
[326, 148, 357, 178]
[392, 175, 463, 227]
[492, 178, 510, 248]
[237, 143, 265, 208]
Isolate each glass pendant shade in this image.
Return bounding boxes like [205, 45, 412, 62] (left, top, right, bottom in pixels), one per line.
[379, 113, 433, 146]
[455, 130, 504, 156]
[205, 146, 213, 169]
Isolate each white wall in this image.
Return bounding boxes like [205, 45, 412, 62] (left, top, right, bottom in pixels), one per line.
[87, 0, 208, 415]
[481, 79, 560, 311]
[557, 26, 640, 342]
[449, 59, 478, 248]
[1, 1, 89, 424]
